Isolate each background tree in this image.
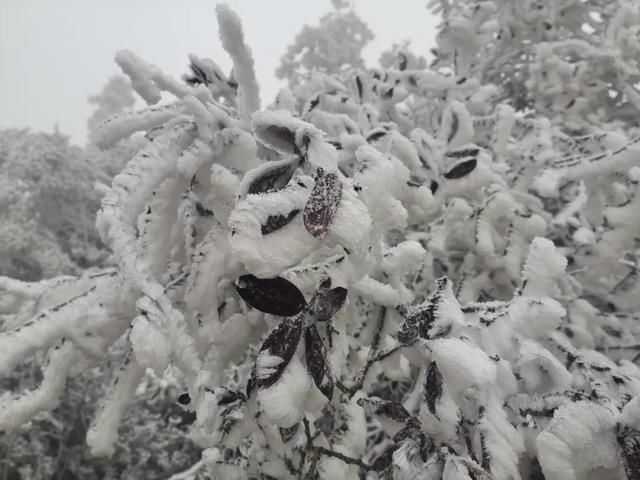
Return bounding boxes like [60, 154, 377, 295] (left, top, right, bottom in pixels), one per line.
[87, 76, 136, 134]
[0, 129, 108, 280]
[276, 0, 374, 86]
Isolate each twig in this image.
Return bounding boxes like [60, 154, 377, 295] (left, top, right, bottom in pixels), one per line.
[311, 446, 373, 471]
[597, 343, 640, 351]
[341, 307, 397, 398]
[297, 417, 313, 479]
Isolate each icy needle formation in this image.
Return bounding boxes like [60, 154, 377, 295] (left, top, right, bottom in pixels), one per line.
[3, 2, 640, 479]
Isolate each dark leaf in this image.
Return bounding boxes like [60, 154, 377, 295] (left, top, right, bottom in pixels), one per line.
[235, 274, 306, 317]
[217, 388, 246, 406]
[311, 286, 348, 322]
[390, 425, 433, 469]
[305, 95, 320, 115]
[357, 397, 411, 423]
[443, 158, 477, 179]
[314, 408, 336, 437]
[372, 444, 396, 473]
[398, 304, 436, 344]
[397, 314, 420, 345]
[444, 148, 479, 159]
[617, 424, 640, 480]
[246, 363, 257, 398]
[447, 110, 459, 144]
[398, 52, 408, 71]
[257, 317, 304, 389]
[355, 75, 364, 101]
[295, 132, 311, 159]
[392, 422, 421, 443]
[305, 324, 334, 400]
[247, 158, 298, 195]
[366, 129, 388, 143]
[424, 361, 443, 415]
[263, 125, 296, 152]
[398, 278, 451, 344]
[185, 61, 211, 86]
[379, 401, 411, 423]
[219, 403, 243, 437]
[261, 209, 300, 235]
[279, 423, 300, 443]
[303, 168, 342, 238]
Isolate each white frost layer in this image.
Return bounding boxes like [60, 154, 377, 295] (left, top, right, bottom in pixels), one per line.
[431, 338, 497, 393]
[130, 316, 171, 375]
[258, 354, 310, 428]
[229, 184, 321, 278]
[536, 402, 619, 480]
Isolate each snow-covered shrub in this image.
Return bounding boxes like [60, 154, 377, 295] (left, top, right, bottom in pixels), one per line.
[2, 2, 640, 479]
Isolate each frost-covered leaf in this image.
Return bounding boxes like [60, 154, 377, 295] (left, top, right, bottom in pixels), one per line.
[256, 317, 303, 389]
[261, 209, 300, 235]
[617, 425, 640, 480]
[242, 157, 300, 195]
[443, 158, 477, 179]
[252, 110, 316, 154]
[235, 274, 306, 316]
[303, 168, 342, 238]
[357, 397, 411, 423]
[216, 387, 246, 406]
[443, 455, 491, 480]
[440, 101, 474, 147]
[305, 324, 334, 400]
[372, 444, 395, 476]
[398, 277, 459, 344]
[424, 361, 443, 415]
[279, 422, 300, 443]
[390, 425, 437, 478]
[310, 284, 348, 322]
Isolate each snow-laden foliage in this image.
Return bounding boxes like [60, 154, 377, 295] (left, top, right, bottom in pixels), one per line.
[430, 0, 640, 131]
[3, 2, 640, 479]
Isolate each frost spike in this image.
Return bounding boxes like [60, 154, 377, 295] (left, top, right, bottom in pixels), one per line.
[87, 350, 145, 457]
[216, 4, 260, 127]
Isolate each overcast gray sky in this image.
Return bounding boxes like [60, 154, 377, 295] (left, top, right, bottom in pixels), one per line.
[0, 1, 437, 145]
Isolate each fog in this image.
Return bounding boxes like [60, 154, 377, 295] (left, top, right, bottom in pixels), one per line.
[0, 0, 437, 144]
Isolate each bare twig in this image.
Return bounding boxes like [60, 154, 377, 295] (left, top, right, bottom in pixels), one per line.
[311, 446, 373, 471]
